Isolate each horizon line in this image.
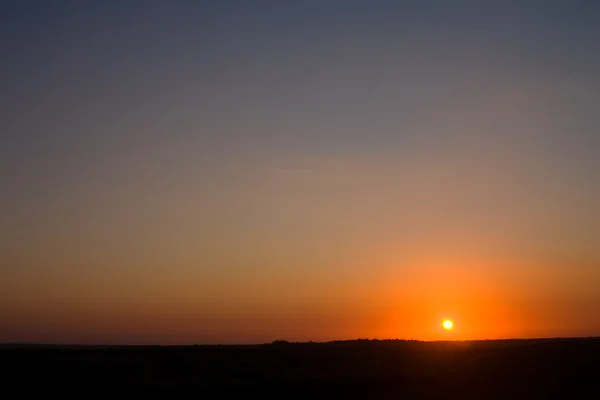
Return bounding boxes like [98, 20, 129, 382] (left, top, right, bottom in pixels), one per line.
[2, 336, 599, 348]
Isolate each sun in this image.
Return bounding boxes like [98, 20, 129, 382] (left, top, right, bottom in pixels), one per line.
[442, 319, 454, 330]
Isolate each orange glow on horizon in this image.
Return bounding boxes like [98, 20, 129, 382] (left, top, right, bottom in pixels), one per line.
[2, 251, 599, 345]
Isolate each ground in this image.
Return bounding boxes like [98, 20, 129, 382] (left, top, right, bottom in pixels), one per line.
[1, 337, 599, 398]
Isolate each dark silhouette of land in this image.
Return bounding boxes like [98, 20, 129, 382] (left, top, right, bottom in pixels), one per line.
[2, 337, 599, 398]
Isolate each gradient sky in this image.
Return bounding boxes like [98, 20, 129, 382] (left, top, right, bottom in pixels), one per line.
[1, 0, 599, 344]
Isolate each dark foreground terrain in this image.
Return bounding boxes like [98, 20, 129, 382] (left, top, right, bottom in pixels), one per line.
[2, 338, 599, 398]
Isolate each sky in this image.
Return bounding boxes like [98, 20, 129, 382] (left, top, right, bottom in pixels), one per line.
[1, 0, 599, 344]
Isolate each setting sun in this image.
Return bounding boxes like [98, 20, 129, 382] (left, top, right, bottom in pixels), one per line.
[442, 320, 454, 330]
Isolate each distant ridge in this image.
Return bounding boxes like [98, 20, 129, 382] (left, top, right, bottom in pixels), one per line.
[2, 336, 598, 349]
